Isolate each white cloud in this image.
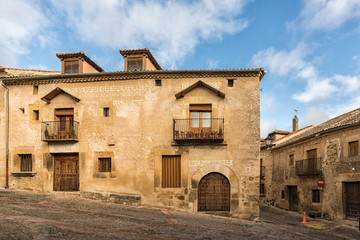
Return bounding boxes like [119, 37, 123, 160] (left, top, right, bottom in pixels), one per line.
[52, 0, 249, 69]
[288, 0, 360, 32]
[252, 44, 360, 104]
[303, 106, 330, 127]
[292, 78, 338, 103]
[0, 0, 50, 67]
[251, 45, 307, 77]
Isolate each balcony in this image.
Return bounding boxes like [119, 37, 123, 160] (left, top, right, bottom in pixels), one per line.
[41, 121, 79, 142]
[173, 118, 224, 144]
[295, 158, 321, 176]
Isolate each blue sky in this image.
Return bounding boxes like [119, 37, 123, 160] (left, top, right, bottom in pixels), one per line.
[1, 0, 360, 137]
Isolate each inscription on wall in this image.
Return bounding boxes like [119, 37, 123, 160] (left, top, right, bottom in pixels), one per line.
[63, 85, 150, 98]
[190, 160, 233, 167]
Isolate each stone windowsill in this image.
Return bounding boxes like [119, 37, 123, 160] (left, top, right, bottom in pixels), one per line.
[11, 172, 37, 177]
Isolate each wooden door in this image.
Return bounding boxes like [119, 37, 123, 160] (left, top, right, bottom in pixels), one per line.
[345, 182, 360, 220]
[54, 154, 79, 191]
[288, 186, 298, 211]
[198, 173, 230, 211]
[307, 149, 317, 173]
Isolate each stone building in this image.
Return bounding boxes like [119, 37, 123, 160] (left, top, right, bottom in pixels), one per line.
[0, 49, 265, 220]
[261, 109, 360, 221]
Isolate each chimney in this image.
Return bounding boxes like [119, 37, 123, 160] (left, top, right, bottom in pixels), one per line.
[293, 115, 299, 132]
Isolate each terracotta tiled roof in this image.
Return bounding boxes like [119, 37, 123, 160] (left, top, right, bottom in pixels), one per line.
[41, 87, 80, 103]
[120, 48, 162, 70]
[56, 51, 104, 72]
[175, 80, 225, 99]
[273, 108, 360, 149]
[0, 67, 59, 78]
[2, 68, 266, 86]
[268, 130, 290, 135]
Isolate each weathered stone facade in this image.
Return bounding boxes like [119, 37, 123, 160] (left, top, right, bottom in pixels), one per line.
[261, 111, 360, 221]
[0, 49, 264, 220]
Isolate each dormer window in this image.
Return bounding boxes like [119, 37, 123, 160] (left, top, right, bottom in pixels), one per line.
[127, 58, 143, 71]
[64, 61, 79, 74]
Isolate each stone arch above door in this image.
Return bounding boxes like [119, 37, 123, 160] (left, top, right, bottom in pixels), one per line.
[191, 164, 239, 196]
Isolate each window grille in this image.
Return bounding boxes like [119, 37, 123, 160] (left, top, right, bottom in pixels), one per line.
[98, 158, 111, 172]
[20, 154, 32, 172]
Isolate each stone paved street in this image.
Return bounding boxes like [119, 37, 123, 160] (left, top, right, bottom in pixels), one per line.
[0, 189, 359, 240]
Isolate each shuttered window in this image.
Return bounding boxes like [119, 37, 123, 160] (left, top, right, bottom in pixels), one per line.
[349, 141, 358, 157]
[64, 61, 79, 73]
[98, 158, 111, 172]
[162, 155, 181, 188]
[20, 154, 32, 172]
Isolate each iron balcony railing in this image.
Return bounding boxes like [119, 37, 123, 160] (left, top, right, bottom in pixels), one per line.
[260, 166, 266, 178]
[41, 121, 79, 142]
[295, 158, 322, 176]
[173, 118, 224, 141]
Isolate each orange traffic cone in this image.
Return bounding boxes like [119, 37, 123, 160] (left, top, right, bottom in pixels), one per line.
[301, 212, 307, 224]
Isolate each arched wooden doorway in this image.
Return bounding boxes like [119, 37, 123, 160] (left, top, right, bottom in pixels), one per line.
[198, 172, 230, 211]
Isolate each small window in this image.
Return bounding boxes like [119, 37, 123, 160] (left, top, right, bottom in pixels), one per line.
[33, 110, 39, 120]
[281, 190, 285, 199]
[312, 189, 320, 203]
[228, 79, 234, 87]
[260, 184, 265, 194]
[64, 61, 79, 74]
[289, 154, 294, 166]
[162, 155, 181, 188]
[33, 85, 38, 95]
[103, 108, 109, 117]
[20, 154, 32, 172]
[98, 158, 111, 172]
[155, 79, 162, 86]
[349, 141, 358, 157]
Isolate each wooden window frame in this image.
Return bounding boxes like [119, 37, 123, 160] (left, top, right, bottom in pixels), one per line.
[312, 189, 320, 203]
[189, 104, 212, 132]
[64, 60, 79, 74]
[98, 158, 111, 172]
[162, 155, 181, 188]
[20, 154, 32, 172]
[349, 141, 358, 157]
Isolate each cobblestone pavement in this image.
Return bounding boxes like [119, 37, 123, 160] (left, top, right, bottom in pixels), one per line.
[0, 189, 359, 239]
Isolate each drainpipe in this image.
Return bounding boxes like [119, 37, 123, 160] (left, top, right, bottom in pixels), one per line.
[1, 81, 9, 189]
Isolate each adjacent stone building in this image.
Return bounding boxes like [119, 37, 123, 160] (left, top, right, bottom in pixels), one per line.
[0, 49, 265, 220]
[261, 109, 360, 221]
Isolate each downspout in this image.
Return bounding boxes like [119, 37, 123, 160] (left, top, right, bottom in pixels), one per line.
[1, 81, 9, 189]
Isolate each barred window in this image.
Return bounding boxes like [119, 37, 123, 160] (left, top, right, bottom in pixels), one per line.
[162, 155, 181, 188]
[20, 154, 32, 172]
[98, 158, 111, 172]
